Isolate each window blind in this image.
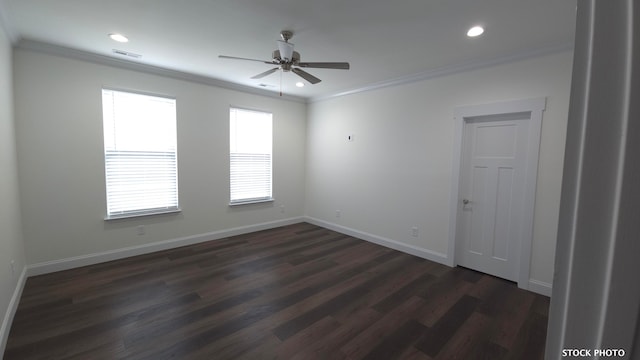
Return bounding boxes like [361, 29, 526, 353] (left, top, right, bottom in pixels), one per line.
[102, 89, 178, 218]
[229, 108, 272, 204]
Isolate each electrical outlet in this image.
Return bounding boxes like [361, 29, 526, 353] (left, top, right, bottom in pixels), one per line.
[280, 205, 285, 214]
[136, 225, 145, 236]
[411, 226, 419, 237]
[335, 210, 342, 218]
[10, 260, 15, 277]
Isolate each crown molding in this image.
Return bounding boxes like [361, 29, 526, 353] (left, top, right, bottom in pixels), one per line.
[15, 39, 307, 104]
[309, 42, 574, 103]
[15, 37, 574, 105]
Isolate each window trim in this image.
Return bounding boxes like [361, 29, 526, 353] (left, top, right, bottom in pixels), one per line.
[102, 88, 180, 220]
[229, 107, 273, 206]
[104, 208, 181, 221]
[228, 198, 275, 207]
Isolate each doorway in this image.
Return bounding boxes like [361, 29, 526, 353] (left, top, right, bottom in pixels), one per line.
[448, 98, 545, 290]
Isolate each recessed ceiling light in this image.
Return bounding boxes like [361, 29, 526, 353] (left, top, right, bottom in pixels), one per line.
[295, 82, 305, 88]
[467, 26, 485, 37]
[109, 33, 129, 43]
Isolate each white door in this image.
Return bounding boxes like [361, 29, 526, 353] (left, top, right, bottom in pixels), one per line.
[456, 112, 532, 282]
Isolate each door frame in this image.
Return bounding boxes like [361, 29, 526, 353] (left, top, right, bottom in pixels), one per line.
[447, 97, 546, 290]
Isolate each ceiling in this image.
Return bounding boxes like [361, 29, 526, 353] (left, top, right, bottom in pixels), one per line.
[1, 0, 577, 101]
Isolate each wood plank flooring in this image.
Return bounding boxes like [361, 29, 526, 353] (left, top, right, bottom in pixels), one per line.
[4, 223, 550, 359]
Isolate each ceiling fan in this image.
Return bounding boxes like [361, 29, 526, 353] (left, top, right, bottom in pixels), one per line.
[219, 30, 350, 85]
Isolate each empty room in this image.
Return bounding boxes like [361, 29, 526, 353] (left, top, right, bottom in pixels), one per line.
[1, 0, 639, 359]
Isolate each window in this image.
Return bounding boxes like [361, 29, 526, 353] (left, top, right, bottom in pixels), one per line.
[102, 89, 178, 219]
[229, 107, 273, 204]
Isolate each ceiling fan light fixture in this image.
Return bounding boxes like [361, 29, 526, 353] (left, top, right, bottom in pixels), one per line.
[109, 33, 129, 43]
[467, 26, 485, 37]
[277, 40, 295, 61]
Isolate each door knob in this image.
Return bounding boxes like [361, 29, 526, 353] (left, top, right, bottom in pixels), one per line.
[462, 199, 470, 205]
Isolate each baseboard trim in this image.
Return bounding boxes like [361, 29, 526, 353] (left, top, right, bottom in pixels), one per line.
[528, 279, 552, 297]
[24, 217, 551, 298]
[1, 266, 28, 356]
[304, 217, 449, 266]
[27, 217, 305, 276]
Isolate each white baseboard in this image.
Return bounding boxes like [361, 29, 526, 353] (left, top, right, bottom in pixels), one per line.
[27, 217, 305, 276]
[1, 266, 28, 356]
[304, 216, 449, 266]
[528, 279, 552, 297]
[24, 216, 550, 297]
[303, 217, 555, 297]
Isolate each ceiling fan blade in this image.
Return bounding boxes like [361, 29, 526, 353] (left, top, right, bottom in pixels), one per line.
[218, 55, 275, 64]
[292, 68, 321, 84]
[251, 67, 279, 79]
[297, 62, 350, 70]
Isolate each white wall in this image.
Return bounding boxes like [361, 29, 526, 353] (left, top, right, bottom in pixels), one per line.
[13, 49, 307, 267]
[12, 45, 571, 292]
[305, 51, 573, 289]
[0, 24, 27, 353]
[547, 1, 640, 357]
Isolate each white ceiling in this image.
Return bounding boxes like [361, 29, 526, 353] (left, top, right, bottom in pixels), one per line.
[2, 0, 576, 101]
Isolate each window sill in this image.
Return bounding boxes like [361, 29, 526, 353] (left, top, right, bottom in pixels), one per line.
[229, 198, 274, 207]
[104, 208, 182, 221]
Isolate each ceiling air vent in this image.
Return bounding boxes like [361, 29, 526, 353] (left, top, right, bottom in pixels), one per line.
[112, 49, 142, 59]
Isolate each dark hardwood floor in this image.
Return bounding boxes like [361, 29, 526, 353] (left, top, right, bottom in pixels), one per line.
[4, 223, 549, 359]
